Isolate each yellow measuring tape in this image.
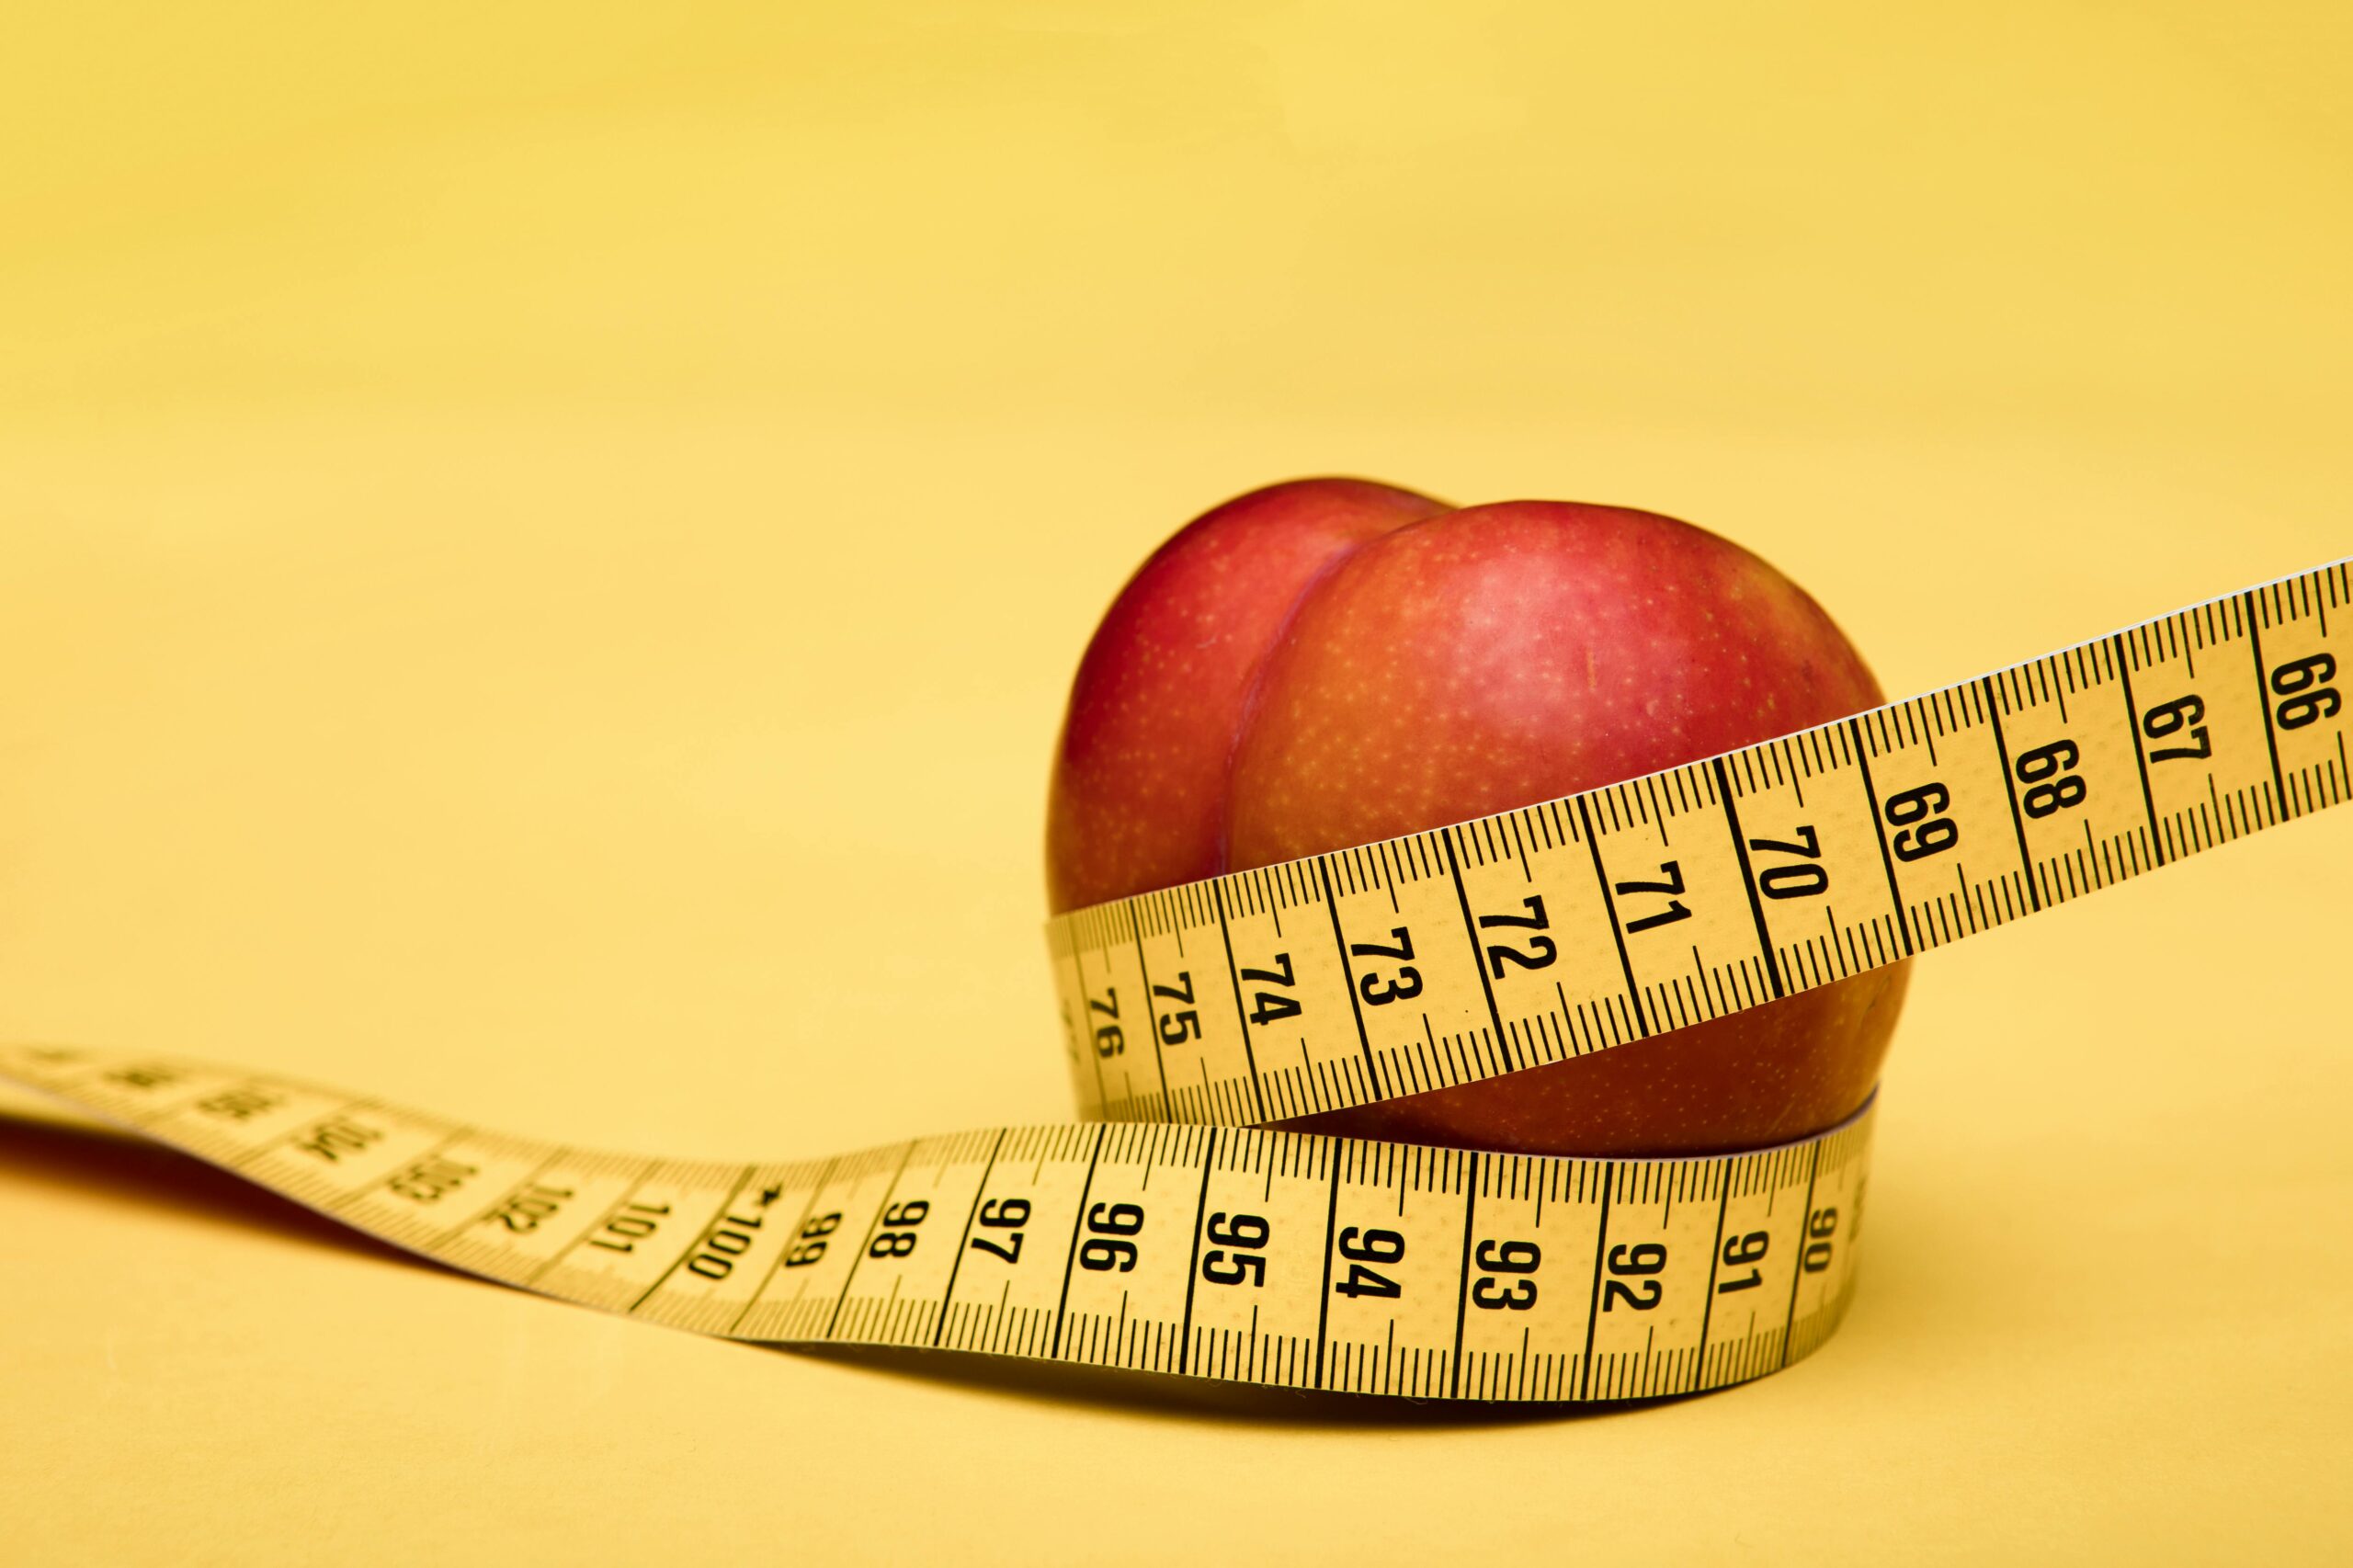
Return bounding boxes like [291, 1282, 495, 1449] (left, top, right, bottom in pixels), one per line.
[6, 562, 2345, 1403]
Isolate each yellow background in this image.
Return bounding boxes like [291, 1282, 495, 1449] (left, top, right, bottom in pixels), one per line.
[4, 4, 2348, 1562]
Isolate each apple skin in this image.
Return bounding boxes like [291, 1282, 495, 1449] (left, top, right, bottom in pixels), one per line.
[1046, 481, 1908, 1157]
[1046, 478, 1451, 913]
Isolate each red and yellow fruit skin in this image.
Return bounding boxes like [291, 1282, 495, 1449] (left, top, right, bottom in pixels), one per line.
[1047, 479, 1908, 1158]
[1046, 478, 1450, 910]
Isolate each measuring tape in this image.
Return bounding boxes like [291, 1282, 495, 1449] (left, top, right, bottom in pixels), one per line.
[6, 561, 2345, 1403]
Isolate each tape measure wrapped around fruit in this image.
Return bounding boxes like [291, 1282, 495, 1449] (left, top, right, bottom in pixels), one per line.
[1047, 480, 1906, 1156]
[9, 486, 2346, 1405]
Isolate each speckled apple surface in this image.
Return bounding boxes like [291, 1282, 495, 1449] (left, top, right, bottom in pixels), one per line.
[1048, 480, 1910, 1156]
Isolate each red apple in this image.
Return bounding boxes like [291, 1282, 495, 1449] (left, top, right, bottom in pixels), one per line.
[1046, 479, 1908, 1157]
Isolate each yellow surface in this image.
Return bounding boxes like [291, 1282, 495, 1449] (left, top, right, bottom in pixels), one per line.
[3, 4, 2348, 1562]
